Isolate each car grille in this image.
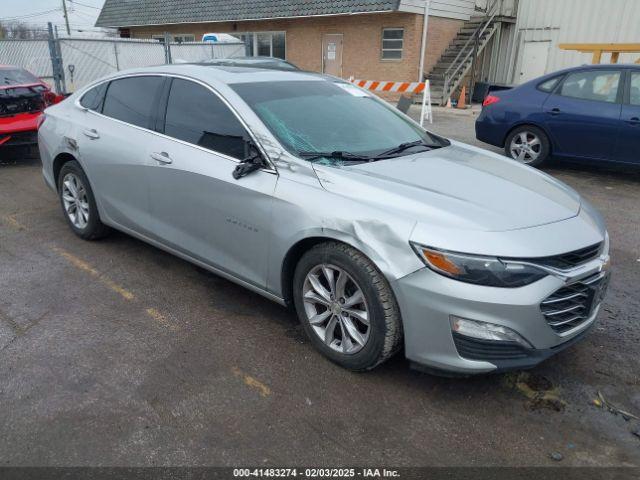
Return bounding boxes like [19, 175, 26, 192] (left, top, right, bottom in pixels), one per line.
[453, 333, 529, 361]
[535, 243, 603, 270]
[541, 273, 610, 334]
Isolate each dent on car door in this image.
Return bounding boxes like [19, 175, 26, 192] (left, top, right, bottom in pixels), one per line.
[615, 70, 640, 164]
[78, 76, 165, 234]
[146, 77, 277, 288]
[542, 69, 623, 161]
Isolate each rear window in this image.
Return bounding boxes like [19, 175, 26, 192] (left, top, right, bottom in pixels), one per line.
[0, 67, 40, 86]
[102, 76, 164, 129]
[80, 83, 108, 111]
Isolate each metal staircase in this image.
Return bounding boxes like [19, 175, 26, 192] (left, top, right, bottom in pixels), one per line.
[427, 0, 506, 105]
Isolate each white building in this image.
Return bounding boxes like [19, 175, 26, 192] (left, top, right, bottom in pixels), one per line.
[494, 0, 640, 85]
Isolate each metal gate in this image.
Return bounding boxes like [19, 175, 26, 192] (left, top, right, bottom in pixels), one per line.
[0, 25, 245, 94]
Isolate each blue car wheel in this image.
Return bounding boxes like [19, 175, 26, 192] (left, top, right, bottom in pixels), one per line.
[505, 125, 551, 168]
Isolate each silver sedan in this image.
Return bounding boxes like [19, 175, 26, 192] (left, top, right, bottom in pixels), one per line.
[38, 65, 610, 375]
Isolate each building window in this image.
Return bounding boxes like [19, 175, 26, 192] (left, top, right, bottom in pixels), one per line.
[381, 28, 404, 60]
[173, 34, 195, 43]
[232, 32, 286, 59]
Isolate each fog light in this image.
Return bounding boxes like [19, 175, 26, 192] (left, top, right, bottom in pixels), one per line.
[450, 315, 533, 349]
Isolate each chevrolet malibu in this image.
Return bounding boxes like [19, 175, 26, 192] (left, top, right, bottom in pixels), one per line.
[39, 65, 611, 375]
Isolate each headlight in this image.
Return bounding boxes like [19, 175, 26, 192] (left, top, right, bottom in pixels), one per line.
[411, 243, 547, 288]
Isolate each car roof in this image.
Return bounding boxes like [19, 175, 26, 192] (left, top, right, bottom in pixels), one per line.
[202, 57, 298, 70]
[550, 63, 640, 75]
[104, 63, 328, 85]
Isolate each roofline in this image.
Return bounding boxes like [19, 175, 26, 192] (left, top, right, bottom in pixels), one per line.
[95, 9, 397, 28]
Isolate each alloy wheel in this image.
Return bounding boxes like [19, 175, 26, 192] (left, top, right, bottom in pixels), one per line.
[61, 173, 90, 229]
[302, 264, 370, 355]
[509, 131, 542, 164]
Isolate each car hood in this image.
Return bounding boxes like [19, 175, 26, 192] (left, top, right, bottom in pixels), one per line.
[313, 142, 582, 232]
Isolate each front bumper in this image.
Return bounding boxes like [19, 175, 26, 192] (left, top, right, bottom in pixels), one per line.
[392, 260, 609, 375]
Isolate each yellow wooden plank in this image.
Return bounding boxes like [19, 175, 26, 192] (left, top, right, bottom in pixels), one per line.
[559, 43, 640, 53]
[592, 50, 602, 64]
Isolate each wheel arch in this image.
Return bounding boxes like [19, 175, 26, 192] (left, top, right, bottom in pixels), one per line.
[52, 152, 79, 190]
[280, 234, 396, 309]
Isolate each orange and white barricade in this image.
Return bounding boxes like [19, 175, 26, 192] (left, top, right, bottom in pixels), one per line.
[348, 78, 433, 126]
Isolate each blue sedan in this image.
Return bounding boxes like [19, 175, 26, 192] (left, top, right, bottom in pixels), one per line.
[476, 64, 640, 167]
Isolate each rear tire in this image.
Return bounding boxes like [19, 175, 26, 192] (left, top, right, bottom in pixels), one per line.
[293, 242, 403, 371]
[57, 160, 110, 240]
[504, 125, 550, 167]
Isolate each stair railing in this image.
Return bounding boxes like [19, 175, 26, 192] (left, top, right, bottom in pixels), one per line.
[441, 0, 502, 103]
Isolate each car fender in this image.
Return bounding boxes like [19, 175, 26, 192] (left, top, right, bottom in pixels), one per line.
[266, 170, 423, 300]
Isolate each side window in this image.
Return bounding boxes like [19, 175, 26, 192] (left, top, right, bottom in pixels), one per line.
[102, 76, 164, 129]
[164, 78, 250, 160]
[630, 72, 640, 106]
[538, 76, 561, 93]
[559, 70, 621, 103]
[80, 83, 108, 111]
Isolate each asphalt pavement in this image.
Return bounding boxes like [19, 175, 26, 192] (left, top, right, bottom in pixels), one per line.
[0, 111, 638, 467]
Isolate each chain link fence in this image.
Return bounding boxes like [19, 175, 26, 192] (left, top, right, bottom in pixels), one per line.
[0, 39, 55, 84]
[0, 34, 245, 94]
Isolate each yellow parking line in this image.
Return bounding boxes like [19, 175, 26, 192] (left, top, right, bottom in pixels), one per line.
[51, 246, 180, 331]
[145, 308, 179, 331]
[232, 367, 272, 398]
[2, 215, 27, 231]
[51, 246, 135, 301]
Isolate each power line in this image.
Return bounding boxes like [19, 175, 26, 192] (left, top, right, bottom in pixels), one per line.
[70, 9, 99, 22]
[70, 3, 101, 16]
[0, 8, 63, 22]
[68, 1, 102, 10]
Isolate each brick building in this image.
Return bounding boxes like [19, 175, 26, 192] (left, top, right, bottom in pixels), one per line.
[95, 0, 486, 99]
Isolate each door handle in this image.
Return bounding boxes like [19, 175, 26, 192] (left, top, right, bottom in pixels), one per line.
[83, 128, 100, 139]
[548, 108, 562, 116]
[150, 151, 173, 164]
[627, 117, 640, 126]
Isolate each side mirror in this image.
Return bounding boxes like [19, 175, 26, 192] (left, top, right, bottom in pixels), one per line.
[233, 158, 263, 179]
[233, 141, 267, 180]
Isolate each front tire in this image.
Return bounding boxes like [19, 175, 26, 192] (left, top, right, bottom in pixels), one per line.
[293, 242, 403, 371]
[58, 160, 110, 240]
[505, 125, 550, 167]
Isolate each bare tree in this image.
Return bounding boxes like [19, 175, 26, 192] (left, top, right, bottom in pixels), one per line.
[0, 22, 49, 40]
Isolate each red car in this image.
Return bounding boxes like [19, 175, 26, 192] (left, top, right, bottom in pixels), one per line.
[0, 65, 64, 149]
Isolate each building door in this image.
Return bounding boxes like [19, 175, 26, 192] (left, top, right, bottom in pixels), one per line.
[322, 34, 343, 77]
[518, 41, 550, 83]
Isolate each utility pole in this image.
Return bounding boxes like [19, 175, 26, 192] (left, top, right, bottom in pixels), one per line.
[61, 0, 71, 36]
[418, 0, 431, 82]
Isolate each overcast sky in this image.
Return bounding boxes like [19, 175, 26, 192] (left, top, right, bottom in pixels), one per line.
[1, 0, 107, 33]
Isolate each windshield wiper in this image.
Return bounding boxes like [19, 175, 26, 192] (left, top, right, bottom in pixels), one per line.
[374, 140, 435, 159]
[298, 151, 372, 162]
